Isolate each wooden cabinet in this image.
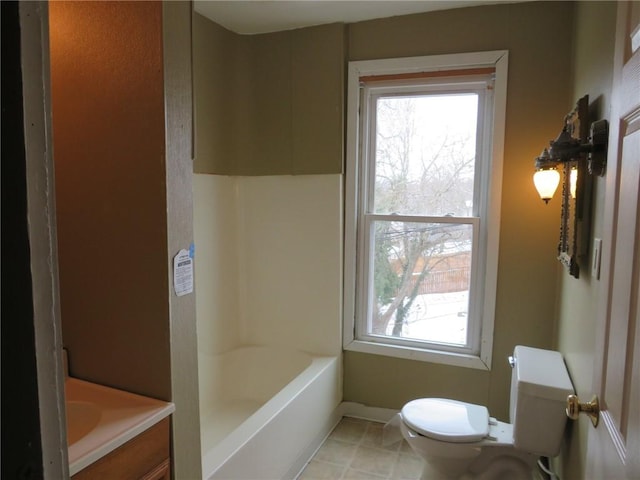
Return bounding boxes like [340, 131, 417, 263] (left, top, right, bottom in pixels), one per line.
[141, 459, 170, 480]
[72, 418, 170, 480]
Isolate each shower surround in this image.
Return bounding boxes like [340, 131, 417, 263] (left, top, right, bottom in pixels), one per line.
[193, 174, 343, 478]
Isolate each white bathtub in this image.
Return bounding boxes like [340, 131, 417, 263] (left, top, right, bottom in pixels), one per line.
[199, 346, 341, 479]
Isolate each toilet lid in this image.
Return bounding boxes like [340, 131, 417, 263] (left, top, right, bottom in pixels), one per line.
[401, 398, 490, 443]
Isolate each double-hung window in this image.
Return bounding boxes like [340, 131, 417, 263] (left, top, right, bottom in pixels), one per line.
[344, 51, 508, 369]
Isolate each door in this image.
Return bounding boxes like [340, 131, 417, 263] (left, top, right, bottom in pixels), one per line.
[587, 2, 640, 479]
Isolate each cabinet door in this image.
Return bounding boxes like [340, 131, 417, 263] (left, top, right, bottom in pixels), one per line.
[72, 418, 170, 480]
[142, 459, 170, 480]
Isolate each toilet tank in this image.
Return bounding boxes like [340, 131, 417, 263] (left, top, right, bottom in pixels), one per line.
[509, 346, 574, 457]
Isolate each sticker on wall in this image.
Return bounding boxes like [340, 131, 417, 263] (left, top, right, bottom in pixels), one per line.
[173, 248, 193, 296]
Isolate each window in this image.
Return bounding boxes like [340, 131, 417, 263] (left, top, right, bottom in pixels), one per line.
[344, 52, 508, 369]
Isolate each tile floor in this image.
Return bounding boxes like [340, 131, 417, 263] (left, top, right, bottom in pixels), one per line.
[298, 417, 548, 480]
[297, 417, 424, 480]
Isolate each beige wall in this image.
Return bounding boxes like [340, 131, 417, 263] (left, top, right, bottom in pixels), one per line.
[556, 3, 617, 479]
[50, 1, 171, 400]
[345, 1, 575, 421]
[193, 175, 242, 355]
[236, 175, 343, 354]
[193, 13, 248, 174]
[193, 3, 614, 457]
[193, 14, 344, 175]
[193, 173, 344, 357]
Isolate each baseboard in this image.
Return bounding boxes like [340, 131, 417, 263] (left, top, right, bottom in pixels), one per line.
[338, 401, 399, 423]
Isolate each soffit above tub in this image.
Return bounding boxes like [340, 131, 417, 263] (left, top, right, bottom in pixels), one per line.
[194, 1, 526, 35]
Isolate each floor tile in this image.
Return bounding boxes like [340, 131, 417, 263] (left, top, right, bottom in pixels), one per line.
[298, 417, 422, 480]
[342, 467, 388, 479]
[391, 452, 423, 480]
[298, 460, 346, 479]
[312, 438, 358, 467]
[329, 417, 369, 444]
[362, 421, 402, 452]
[299, 417, 551, 480]
[349, 445, 398, 477]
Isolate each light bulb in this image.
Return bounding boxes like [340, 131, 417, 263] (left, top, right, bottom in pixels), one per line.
[569, 167, 578, 199]
[533, 168, 560, 204]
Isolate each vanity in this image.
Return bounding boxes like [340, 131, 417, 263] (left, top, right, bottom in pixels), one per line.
[66, 377, 175, 478]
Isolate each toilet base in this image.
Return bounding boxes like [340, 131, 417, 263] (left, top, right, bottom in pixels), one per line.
[466, 455, 535, 480]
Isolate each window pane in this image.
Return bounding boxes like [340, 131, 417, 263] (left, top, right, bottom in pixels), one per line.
[370, 220, 472, 346]
[374, 94, 478, 217]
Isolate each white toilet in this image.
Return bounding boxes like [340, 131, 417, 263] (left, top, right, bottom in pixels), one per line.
[398, 346, 574, 479]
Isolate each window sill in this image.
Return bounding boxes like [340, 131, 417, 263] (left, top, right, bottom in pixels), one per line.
[343, 339, 491, 370]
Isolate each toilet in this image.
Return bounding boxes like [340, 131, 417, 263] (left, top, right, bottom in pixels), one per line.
[398, 346, 574, 479]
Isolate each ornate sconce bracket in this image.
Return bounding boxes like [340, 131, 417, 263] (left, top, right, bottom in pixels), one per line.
[533, 95, 609, 278]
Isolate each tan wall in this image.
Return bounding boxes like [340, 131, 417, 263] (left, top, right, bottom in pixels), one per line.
[345, 1, 575, 421]
[556, 3, 617, 479]
[193, 14, 344, 175]
[50, 1, 171, 400]
[194, 2, 596, 426]
[193, 13, 249, 174]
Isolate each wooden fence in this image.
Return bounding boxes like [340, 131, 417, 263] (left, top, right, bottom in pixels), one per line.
[403, 267, 470, 295]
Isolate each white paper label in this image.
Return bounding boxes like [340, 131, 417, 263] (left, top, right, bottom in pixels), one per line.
[173, 248, 193, 296]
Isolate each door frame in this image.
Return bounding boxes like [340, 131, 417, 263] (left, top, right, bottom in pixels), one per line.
[19, 2, 68, 478]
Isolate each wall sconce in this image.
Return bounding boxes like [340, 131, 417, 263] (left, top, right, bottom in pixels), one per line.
[532, 95, 609, 278]
[533, 113, 608, 203]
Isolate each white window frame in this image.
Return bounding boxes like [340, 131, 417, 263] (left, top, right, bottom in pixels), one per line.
[343, 51, 508, 370]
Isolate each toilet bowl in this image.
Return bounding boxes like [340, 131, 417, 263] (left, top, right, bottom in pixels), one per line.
[399, 404, 537, 479]
[398, 346, 574, 480]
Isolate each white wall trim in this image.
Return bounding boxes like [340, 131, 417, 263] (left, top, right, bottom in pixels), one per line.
[163, 3, 203, 478]
[20, 2, 69, 477]
[339, 401, 399, 424]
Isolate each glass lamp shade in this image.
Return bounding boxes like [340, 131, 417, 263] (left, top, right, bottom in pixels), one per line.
[533, 168, 560, 203]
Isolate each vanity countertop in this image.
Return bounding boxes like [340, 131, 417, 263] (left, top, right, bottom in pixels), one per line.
[65, 377, 174, 476]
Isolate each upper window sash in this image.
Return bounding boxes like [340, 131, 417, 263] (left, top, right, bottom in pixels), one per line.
[361, 82, 492, 220]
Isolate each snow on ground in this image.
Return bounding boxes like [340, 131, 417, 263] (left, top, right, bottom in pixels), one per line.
[385, 290, 469, 345]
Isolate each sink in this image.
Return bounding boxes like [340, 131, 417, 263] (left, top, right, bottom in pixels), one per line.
[64, 377, 174, 476]
[66, 401, 101, 444]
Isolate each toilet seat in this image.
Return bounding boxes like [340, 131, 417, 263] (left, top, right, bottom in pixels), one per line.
[401, 398, 490, 443]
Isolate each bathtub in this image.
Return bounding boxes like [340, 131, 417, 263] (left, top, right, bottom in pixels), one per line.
[199, 346, 341, 479]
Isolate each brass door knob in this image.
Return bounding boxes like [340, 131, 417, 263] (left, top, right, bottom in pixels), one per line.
[566, 394, 599, 428]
